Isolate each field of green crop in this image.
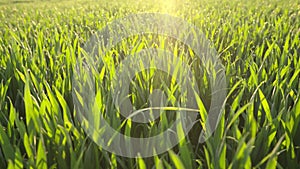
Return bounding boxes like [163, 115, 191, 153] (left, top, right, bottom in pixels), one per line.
[0, 0, 299, 168]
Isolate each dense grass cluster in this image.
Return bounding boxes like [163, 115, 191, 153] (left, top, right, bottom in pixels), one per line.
[0, 0, 299, 168]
